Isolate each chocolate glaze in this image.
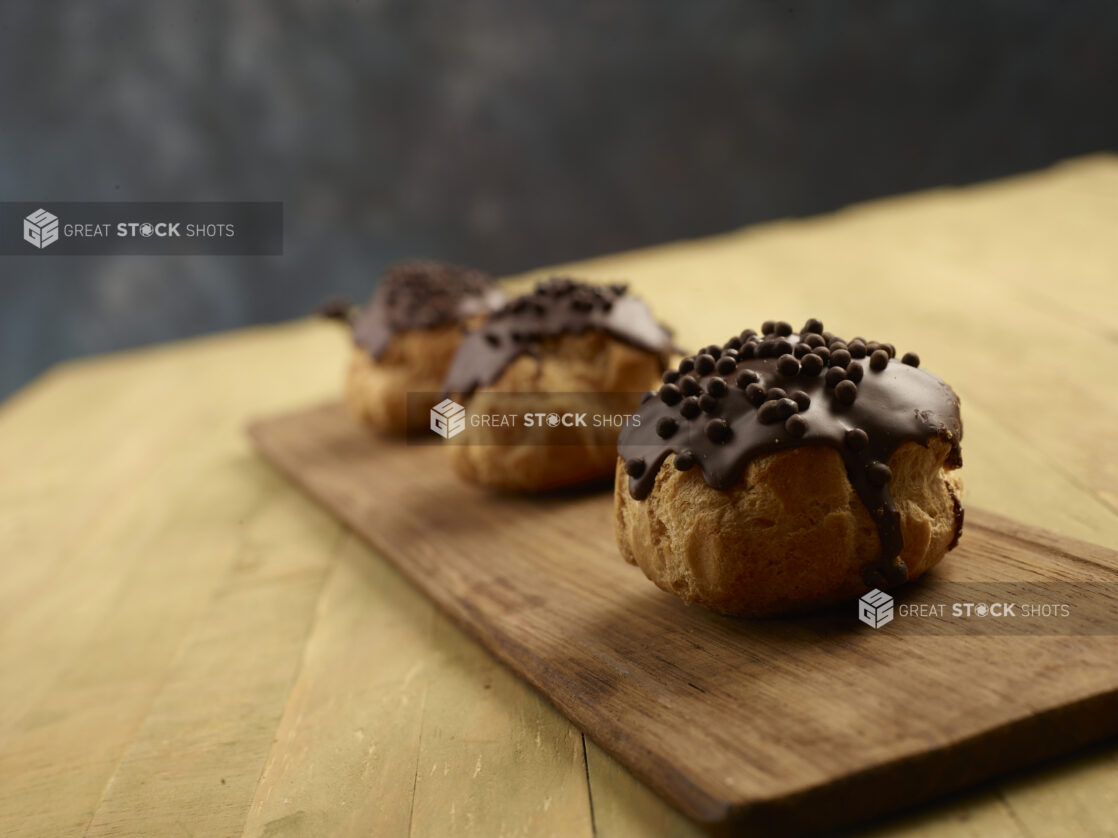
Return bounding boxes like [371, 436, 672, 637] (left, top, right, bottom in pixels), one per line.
[617, 320, 963, 587]
[442, 277, 675, 396]
[351, 260, 504, 360]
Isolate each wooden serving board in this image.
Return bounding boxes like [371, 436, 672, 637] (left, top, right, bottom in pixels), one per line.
[248, 402, 1118, 836]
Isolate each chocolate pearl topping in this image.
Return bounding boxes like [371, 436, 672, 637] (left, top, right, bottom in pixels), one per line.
[656, 417, 678, 439]
[352, 260, 504, 359]
[785, 414, 808, 437]
[834, 379, 858, 405]
[777, 354, 801, 377]
[737, 369, 760, 388]
[625, 457, 645, 478]
[618, 319, 962, 590]
[801, 353, 824, 377]
[695, 353, 716, 375]
[705, 418, 732, 443]
[443, 277, 674, 396]
[660, 383, 682, 405]
[674, 450, 696, 471]
[716, 356, 737, 375]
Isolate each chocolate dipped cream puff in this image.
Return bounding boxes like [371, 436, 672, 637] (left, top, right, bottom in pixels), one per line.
[615, 319, 963, 616]
[442, 278, 675, 492]
[344, 260, 504, 433]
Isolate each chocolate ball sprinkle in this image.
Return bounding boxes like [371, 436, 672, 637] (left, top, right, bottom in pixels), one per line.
[777, 354, 801, 377]
[791, 390, 811, 411]
[813, 345, 831, 363]
[699, 394, 719, 414]
[695, 354, 717, 375]
[777, 397, 798, 418]
[902, 352, 921, 367]
[661, 369, 680, 384]
[716, 356, 737, 375]
[674, 450, 696, 471]
[775, 320, 793, 337]
[625, 458, 646, 478]
[846, 363, 864, 383]
[707, 376, 728, 397]
[766, 387, 788, 401]
[745, 382, 766, 406]
[867, 461, 892, 486]
[793, 342, 811, 358]
[829, 349, 852, 369]
[825, 366, 847, 388]
[849, 340, 867, 359]
[805, 333, 825, 348]
[870, 349, 890, 371]
[680, 396, 701, 419]
[761, 320, 776, 335]
[659, 383, 682, 405]
[656, 416, 678, 439]
[678, 357, 695, 374]
[834, 379, 858, 404]
[801, 353, 824, 377]
[785, 414, 808, 437]
[736, 369, 761, 387]
[757, 401, 783, 424]
[705, 418, 732, 444]
[739, 342, 756, 359]
[845, 428, 869, 450]
[680, 375, 701, 397]
[774, 339, 794, 356]
[803, 317, 824, 334]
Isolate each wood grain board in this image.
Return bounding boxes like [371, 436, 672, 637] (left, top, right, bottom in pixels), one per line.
[249, 401, 1118, 836]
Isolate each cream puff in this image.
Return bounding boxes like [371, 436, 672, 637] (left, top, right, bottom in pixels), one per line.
[343, 260, 504, 433]
[615, 319, 963, 616]
[442, 278, 675, 492]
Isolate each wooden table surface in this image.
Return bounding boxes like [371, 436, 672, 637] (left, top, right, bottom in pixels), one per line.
[3, 155, 1118, 838]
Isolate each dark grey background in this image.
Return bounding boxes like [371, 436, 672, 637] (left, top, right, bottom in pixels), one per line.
[2, 1, 1116, 399]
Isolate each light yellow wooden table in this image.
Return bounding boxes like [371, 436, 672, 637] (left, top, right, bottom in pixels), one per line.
[3, 156, 1118, 838]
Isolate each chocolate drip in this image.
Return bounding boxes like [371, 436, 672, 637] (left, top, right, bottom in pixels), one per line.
[442, 277, 675, 396]
[617, 321, 962, 586]
[351, 260, 504, 360]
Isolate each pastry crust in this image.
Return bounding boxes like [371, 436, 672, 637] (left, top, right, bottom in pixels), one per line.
[345, 323, 466, 434]
[448, 330, 665, 491]
[613, 438, 962, 616]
